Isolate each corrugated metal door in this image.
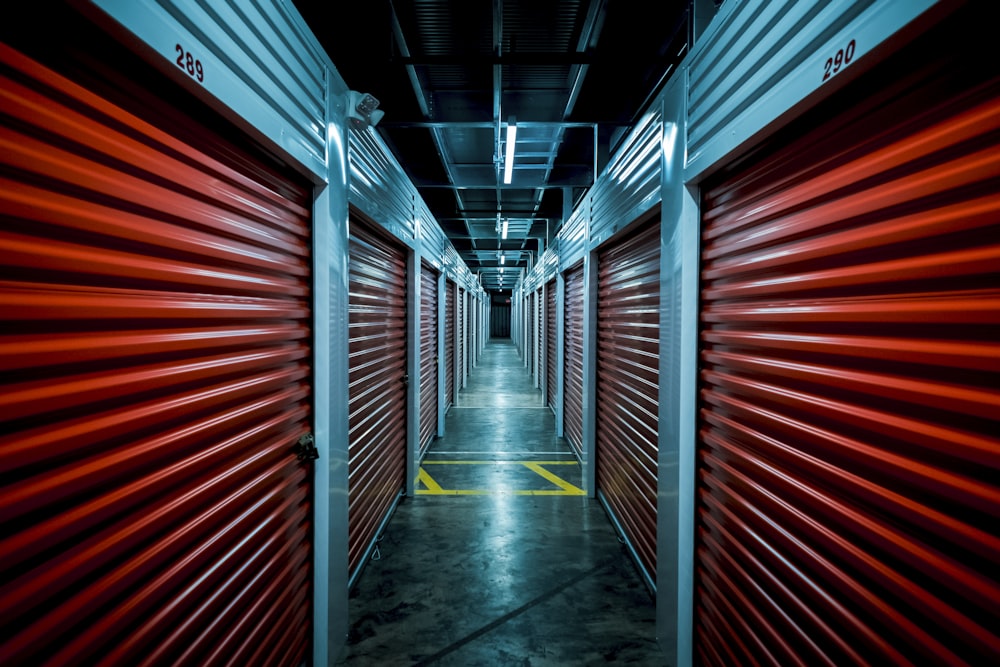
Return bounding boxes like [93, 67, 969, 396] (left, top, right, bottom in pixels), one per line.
[536, 289, 544, 385]
[695, 7, 999, 664]
[563, 263, 585, 457]
[419, 262, 438, 455]
[457, 287, 465, 390]
[0, 41, 313, 665]
[491, 301, 511, 338]
[470, 295, 477, 369]
[445, 279, 455, 409]
[526, 293, 535, 372]
[546, 278, 557, 407]
[596, 218, 660, 583]
[348, 219, 406, 581]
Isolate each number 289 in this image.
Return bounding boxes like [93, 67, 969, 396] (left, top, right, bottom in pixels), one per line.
[175, 44, 204, 83]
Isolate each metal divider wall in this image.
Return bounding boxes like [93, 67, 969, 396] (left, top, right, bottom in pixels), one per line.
[595, 217, 661, 587]
[0, 37, 314, 665]
[694, 6, 999, 664]
[546, 278, 557, 408]
[563, 263, 585, 458]
[347, 218, 407, 584]
[445, 279, 455, 409]
[418, 262, 438, 455]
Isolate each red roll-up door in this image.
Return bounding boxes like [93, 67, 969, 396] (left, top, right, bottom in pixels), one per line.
[563, 263, 585, 457]
[445, 279, 455, 409]
[695, 7, 999, 665]
[526, 293, 534, 372]
[0, 39, 313, 666]
[469, 294, 477, 368]
[457, 287, 465, 389]
[546, 278, 557, 408]
[596, 217, 660, 582]
[536, 289, 544, 384]
[348, 218, 406, 582]
[419, 261, 439, 454]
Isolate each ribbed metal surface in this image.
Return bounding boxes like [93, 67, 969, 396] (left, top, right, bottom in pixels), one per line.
[419, 262, 439, 455]
[491, 301, 511, 338]
[596, 219, 660, 582]
[546, 279, 557, 408]
[695, 10, 1000, 663]
[536, 289, 543, 383]
[526, 293, 535, 372]
[445, 280, 455, 408]
[685, 0, 939, 174]
[563, 263, 585, 457]
[348, 129, 417, 244]
[457, 287, 465, 390]
[91, 0, 329, 177]
[558, 205, 589, 270]
[470, 293, 478, 369]
[418, 203, 448, 271]
[0, 42, 313, 665]
[348, 220, 406, 581]
[590, 109, 663, 250]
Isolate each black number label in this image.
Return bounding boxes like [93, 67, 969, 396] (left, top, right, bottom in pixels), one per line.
[175, 44, 204, 83]
[822, 38, 856, 82]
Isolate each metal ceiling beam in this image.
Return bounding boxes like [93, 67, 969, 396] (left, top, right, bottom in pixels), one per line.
[411, 175, 595, 188]
[389, 0, 467, 218]
[391, 53, 609, 65]
[379, 121, 596, 129]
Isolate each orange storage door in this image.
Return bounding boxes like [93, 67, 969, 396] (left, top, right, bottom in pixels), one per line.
[695, 6, 999, 664]
[0, 41, 314, 666]
[457, 287, 465, 388]
[445, 279, 456, 408]
[546, 278, 557, 408]
[347, 219, 407, 582]
[596, 218, 660, 583]
[563, 263, 585, 457]
[419, 261, 439, 454]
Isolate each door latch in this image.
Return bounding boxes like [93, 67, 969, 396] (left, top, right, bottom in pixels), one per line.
[294, 432, 319, 461]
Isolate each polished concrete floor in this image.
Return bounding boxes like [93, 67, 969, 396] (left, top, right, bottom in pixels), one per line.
[335, 338, 667, 666]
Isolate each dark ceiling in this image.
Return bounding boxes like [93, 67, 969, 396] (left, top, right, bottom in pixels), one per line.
[292, 0, 694, 292]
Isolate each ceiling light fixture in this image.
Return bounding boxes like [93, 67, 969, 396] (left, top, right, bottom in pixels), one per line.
[501, 218, 509, 240]
[503, 116, 516, 184]
[500, 253, 505, 265]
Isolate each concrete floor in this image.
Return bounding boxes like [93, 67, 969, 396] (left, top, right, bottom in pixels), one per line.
[335, 338, 667, 666]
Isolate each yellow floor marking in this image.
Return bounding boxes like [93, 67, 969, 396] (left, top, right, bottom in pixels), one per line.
[521, 462, 586, 495]
[416, 467, 445, 493]
[421, 460, 578, 465]
[414, 461, 586, 496]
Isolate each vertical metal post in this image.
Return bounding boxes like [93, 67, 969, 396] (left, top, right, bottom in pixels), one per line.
[581, 249, 598, 497]
[314, 83, 350, 667]
[657, 75, 698, 667]
[406, 248, 421, 496]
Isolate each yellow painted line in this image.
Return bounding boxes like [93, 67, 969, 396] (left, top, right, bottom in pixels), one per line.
[416, 467, 445, 493]
[522, 462, 586, 495]
[415, 488, 576, 496]
[421, 460, 578, 465]
[414, 462, 586, 496]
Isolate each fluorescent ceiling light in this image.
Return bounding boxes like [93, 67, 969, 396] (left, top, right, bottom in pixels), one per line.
[500, 254, 505, 264]
[501, 218, 508, 239]
[503, 118, 516, 184]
